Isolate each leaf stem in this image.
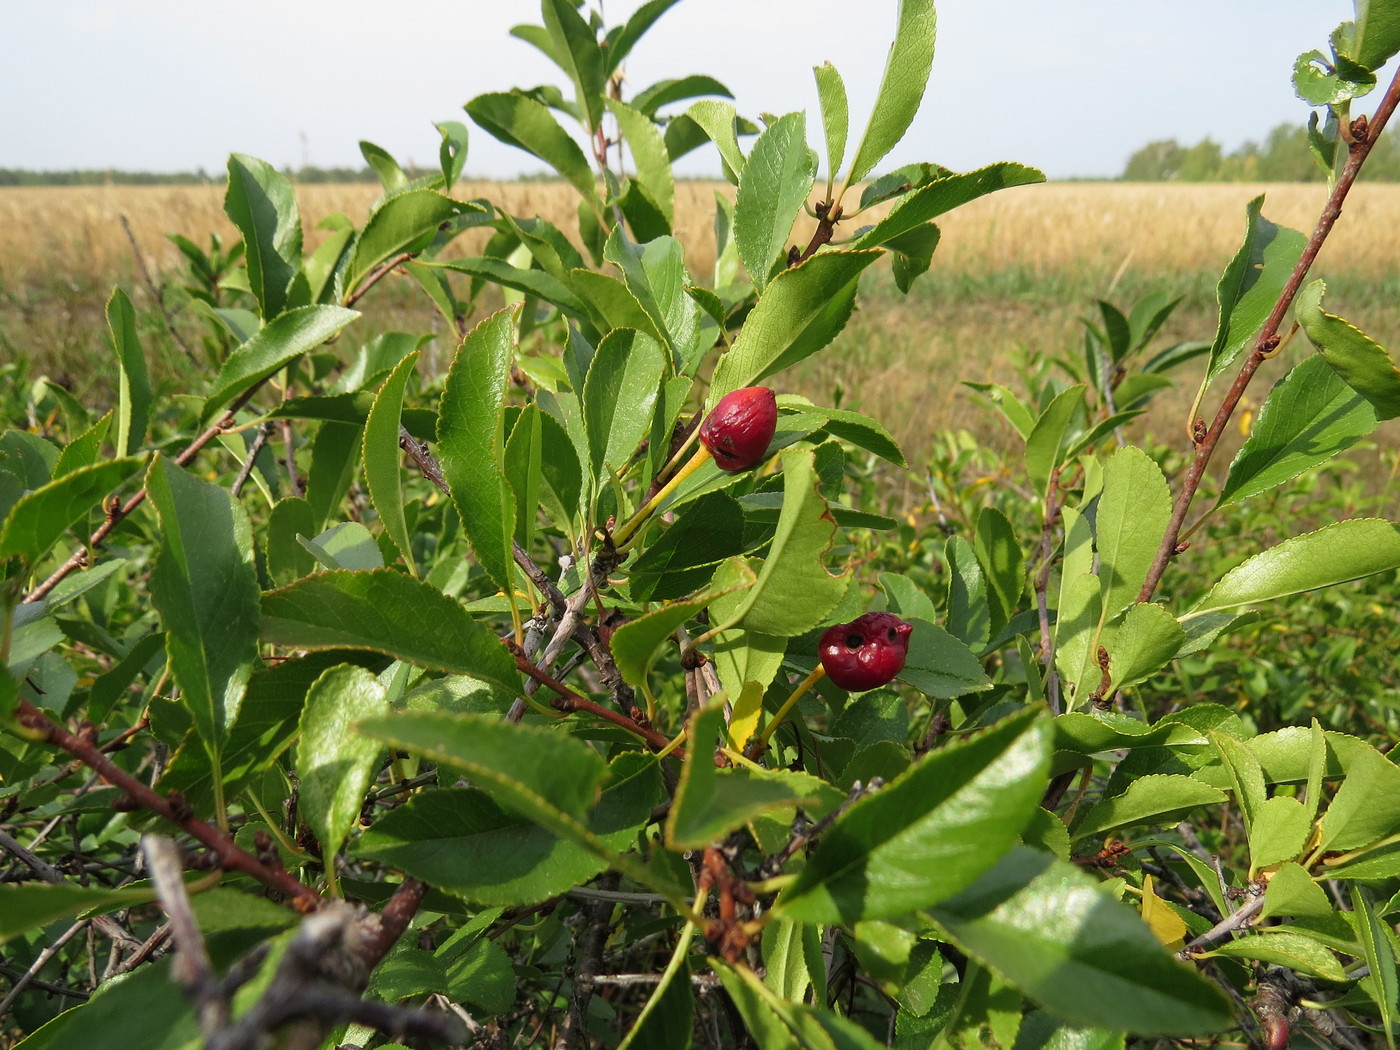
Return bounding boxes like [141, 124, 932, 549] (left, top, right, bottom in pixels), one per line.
[612, 445, 711, 550]
[746, 666, 826, 760]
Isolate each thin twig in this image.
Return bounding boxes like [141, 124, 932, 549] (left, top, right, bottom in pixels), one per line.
[1179, 892, 1266, 956]
[231, 420, 275, 498]
[344, 251, 417, 309]
[1138, 66, 1400, 604]
[0, 918, 90, 1016]
[120, 213, 195, 360]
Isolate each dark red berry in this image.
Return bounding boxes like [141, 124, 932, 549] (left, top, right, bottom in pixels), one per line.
[700, 386, 778, 472]
[818, 611, 913, 691]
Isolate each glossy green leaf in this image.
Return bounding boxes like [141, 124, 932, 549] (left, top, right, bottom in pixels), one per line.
[777, 709, 1048, 923]
[1248, 795, 1312, 869]
[1262, 861, 1333, 920]
[1106, 602, 1185, 692]
[1206, 197, 1306, 383]
[1352, 885, 1400, 1048]
[667, 699, 829, 850]
[605, 0, 682, 73]
[1095, 446, 1171, 621]
[853, 163, 1044, 250]
[260, 569, 520, 691]
[106, 287, 151, 456]
[1202, 931, 1346, 982]
[203, 305, 360, 420]
[1219, 354, 1377, 508]
[814, 62, 849, 184]
[224, 153, 301, 319]
[362, 351, 419, 575]
[1297, 278, 1400, 419]
[10, 959, 200, 1050]
[0, 882, 158, 943]
[608, 98, 675, 225]
[582, 327, 665, 486]
[1024, 386, 1086, 497]
[736, 112, 815, 290]
[52, 412, 111, 477]
[0, 457, 144, 565]
[148, 458, 260, 751]
[710, 250, 881, 399]
[681, 100, 747, 181]
[714, 958, 887, 1050]
[356, 711, 607, 824]
[776, 395, 906, 466]
[945, 535, 991, 651]
[360, 140, 407, 191]
[1319, 744, 1400, 853]
[931, 847, 1231, 1035]
[845, 0, 936, 185]
[1072, 775, 1227, 838]
[630, 491, 746, 579]
[612, 584, 738, 691]
[897, 616, 993, 699]
[344, 189, 473, 296]
[465, 91, 599, 204]
[297, 664, 389, 866]
[726, 447, 849, 637]
[435, 120, 470, 187]
[1187, 519, 1400, 619]
[542, 0, 605, 132]
[431, 256, 587, 319]
[438, 307, 518, 593]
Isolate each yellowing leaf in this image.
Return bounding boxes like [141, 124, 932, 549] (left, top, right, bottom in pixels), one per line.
[1140, 874, 1187, 952]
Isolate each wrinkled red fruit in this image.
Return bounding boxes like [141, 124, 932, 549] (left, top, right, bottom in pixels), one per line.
[700, 386, 778, 472]
[818, 612, 913, 691]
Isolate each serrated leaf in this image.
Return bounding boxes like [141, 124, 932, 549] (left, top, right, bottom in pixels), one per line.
[1319, 744, 1400, 854]
[1187, 519, 1400, 619]
[1249, 795, 1312, 869]
[1203, 931, 1347, 982]
[0, 457, 144, 565]
[260, 569, 520, 692]
[814, 62, 849, 186]
[736, 112, 815, 290]
[845, 0, 936, 185]
[298, 664, 389, 866]
[709, 250, 882, 399]
[582, 327, 665, 485]
[607, 98, 675, 225]
[1296, 278, 1400, 419]
[897, 617, 993, 698]
[344, 189, 473, 296]
[9, 958, 201, 1049]
[225, 153, 302, 319]
[931, 847, 1231, 1035]
[1351, 885, 1399, 1048]
[715, 958, 887, 1050]
[777, 709, 1048, 923]
[1024, 385, 1086, 497]
[107, 287, 151, 456]
[438, 307, 518, 593]
[1072, 774, 1227, 838]
[853, 163, 1045, 250]
[148, 458, 260, 753]
[1218, 353, 1378, 508]
[1095, 446, 1171, 621]
[362, 351, 419, 575]
[542, 0, 606, 133]
[203, 305, 360, 420]
[1107, 602, 1185, 693]
[681, 100, 747, 181]
[465, 91, 599, 205]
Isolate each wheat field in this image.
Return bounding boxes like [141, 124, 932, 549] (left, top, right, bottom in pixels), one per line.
[4, 179, 1398, 471]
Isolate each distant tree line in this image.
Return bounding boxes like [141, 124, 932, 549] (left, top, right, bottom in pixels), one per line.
[1121, 121, 1400, 181]
[0, 166, 426, 187]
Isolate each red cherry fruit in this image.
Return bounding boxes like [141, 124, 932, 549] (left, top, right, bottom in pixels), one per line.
[700, 386, 778, 472]
[818, 611, 914, 691]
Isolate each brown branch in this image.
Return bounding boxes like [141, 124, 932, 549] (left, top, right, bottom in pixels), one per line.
[510, 647, 680, 757]
[1138, 65, 1400, 604]
[354, 877, 427, 967]
[790, 201, 843, 266]
[13, 699, 322, 910]
[344, 251, 417, 309]
[24, 383, 267, 604]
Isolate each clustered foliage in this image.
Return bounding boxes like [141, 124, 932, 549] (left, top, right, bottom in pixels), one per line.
[5, 2, 1400, 1048]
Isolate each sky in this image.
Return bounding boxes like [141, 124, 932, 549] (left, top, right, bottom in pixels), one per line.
[3, 0, 1372, 181]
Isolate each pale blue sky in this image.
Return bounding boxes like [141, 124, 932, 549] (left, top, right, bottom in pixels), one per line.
[2, 0, 1370, 180]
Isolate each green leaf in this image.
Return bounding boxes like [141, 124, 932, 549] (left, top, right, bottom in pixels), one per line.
[356, 711, 607, 823]
[344, 189, 474, 296]
[631, 73, 733, 117]
[853, 163, 1045, 251]
[224, 153, 302, 319]
[106, 288, 151, 456]
[1203, 931, 1346, 982]
[680, 100, 748, 181]
[1352, 885, 1400, 1048]
[814, 62, 849, 185]
[1024, 386, 1086, 497]
[709, 250, 882, 399]
[1206, 197, 1306, 383]
[0, 882, 157, 943]
[723, 447, 849, 638]
[1248, 795, 1312, 869]
[1319, 744, 1400, 854]
[931, 847, 1231, 1035]
[203, 305, 360, 420]
[266, 497, 318, 585]
[714, 958, 887, 1050]
[260, 569, 521, 691]
[897, 617, 993, 698]
[604, 0, 682, 74]
[438, 307, 518, 594]
[736, 112, 816, 290]
[777, 709, 1048, 923]
[360, 140, 407, 191]
[0, 457, 144, 565]
[1095, 446, 1171, 622]
[667, 698, 829, 850]
[611, 585, 737, 691]
[845, 0, 936, 185]
[297, 664, 389, 866]
[1353, 0, 1400, 68]
[362, 351, 419, 575]
[10, 959, 200, 1050]
[775, 395, 906, 467]
[1106, 602, 1185, 693]
[1218, 353, 1378, 508]
[1296, 278, 1400, 419]
[583, 328, 666, 485]
[607, 99, 676, 225]
[465, 91, 599, 205]
[1262, 861, 1334, 920]
[148, 458, 260, 752]
[1072, 775, 1227, 839]
[1187, 519, 1400, 619]
[542, 0, 606, 133]
[436, 120, 470, 187]
[945, 536, 990, 651]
